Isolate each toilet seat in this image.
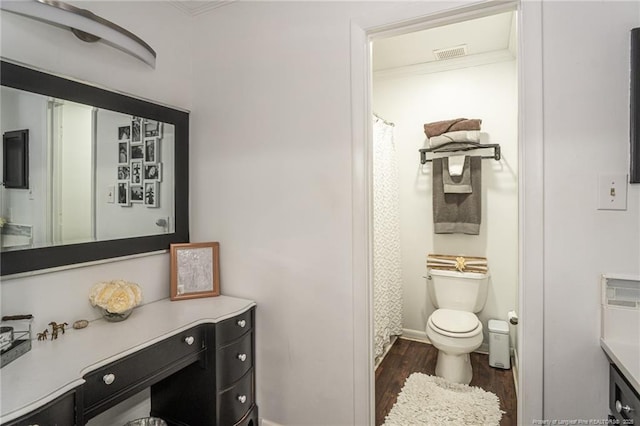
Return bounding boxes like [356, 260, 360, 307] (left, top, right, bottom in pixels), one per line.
[428, 309, 481, 338]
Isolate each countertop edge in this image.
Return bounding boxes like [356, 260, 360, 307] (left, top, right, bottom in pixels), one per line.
[600, 337, 640, 395]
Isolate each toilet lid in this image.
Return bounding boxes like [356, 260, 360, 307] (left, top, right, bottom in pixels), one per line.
[430, 309, 480, 334]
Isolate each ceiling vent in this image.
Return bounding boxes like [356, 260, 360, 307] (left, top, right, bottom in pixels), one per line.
[433, 44, 468, 61]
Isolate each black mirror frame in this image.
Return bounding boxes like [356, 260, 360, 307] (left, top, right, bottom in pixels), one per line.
[631, 28, 640, 183]
[0, 60, 189, 276]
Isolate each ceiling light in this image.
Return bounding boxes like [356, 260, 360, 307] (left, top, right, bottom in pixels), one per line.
[1, 0, 156, 68]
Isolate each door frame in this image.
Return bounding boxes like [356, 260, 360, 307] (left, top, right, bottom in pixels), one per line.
[349, 1, 545, 424]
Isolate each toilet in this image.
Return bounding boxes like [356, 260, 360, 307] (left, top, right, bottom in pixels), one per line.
[425, 268, 489, 384]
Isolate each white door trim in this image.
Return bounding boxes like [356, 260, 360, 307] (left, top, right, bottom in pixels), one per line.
[349, 1, 544, 424]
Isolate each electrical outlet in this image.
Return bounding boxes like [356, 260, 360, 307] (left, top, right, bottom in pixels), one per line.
[598, 174, 627, 210]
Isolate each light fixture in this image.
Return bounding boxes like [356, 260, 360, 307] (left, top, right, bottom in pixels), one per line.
[1, 0, 156, 68]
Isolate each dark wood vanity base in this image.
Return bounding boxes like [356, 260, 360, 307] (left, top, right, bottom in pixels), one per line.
[1, 298, 257, 426]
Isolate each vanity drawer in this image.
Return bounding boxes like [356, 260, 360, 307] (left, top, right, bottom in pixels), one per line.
[83, 325, 205, 413]
[217, 310, 253, 346]
[610, 364, 640, 424]
[218, 369, 254, 426]
[217, 331, 253, 388]
[3, 391, 75, 426]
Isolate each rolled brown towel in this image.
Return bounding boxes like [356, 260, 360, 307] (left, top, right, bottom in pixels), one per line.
[423, 118, 482, 138]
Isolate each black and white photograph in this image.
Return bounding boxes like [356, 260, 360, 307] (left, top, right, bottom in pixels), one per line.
[118, 125, 131, 141]
[144, 120, 162, 138]
[144, 181, 158, 208]
[117, 165, 130, 180]
[118, 141, 129, 164]
[117, 181, 130, 206]
[144, 137, 158, 163]
[131, 144, 144, 160]
[144, 163, 161, 181]
[131, 160, 142, 184]
[131, 117, 141, 143]
[130, 185, 143, 203]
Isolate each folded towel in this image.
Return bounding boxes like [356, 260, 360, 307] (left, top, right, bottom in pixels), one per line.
[432, 156, 481, 235]
[443, 156, 472, 194]
[426, 253, 488, 273]
[424, 118, 482, 138]
[429, 130, 481, 149]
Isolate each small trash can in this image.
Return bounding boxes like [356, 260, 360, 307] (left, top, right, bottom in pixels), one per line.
[488, 319, 510, 369]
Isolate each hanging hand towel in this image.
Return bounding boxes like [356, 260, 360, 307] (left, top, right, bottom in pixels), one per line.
[443, 156, 472, 194]
[432, 156, 481, 235]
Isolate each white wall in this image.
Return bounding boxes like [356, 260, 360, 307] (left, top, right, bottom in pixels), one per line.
[58, 101, 94, 244]
[190, 4, 361, 423]
[542, 1, 640, 420]
[0, 87, 48, 246]
[373, 59, 519, 346]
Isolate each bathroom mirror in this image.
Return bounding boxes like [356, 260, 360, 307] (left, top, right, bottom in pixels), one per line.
[0, 60, 189, 276]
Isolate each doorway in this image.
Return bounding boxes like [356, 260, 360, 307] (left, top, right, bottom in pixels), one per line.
[349, 1, 545, 424]
[370, 8, 519, 424]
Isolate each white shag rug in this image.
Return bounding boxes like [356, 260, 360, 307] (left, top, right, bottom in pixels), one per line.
[383, 373, 504, 426]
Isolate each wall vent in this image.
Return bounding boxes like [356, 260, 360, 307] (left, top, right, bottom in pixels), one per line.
[433, 44, 468, 61]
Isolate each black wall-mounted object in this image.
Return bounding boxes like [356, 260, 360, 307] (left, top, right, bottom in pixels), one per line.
[3, 129, 29, 189]
[631, 28, 640, 183]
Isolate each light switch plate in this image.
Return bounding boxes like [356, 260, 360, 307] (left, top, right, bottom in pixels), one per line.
[597, 173, 627, 210]
[106, 185, 115, 203]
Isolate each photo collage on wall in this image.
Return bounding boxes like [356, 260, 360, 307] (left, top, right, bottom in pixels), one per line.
[117, 117, 162, 207]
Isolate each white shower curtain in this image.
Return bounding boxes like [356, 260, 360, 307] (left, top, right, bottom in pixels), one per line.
[373, 116, 403, 361]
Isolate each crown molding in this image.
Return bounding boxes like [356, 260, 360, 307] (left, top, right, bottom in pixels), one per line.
[168, 1, 236, 17]
[373, 49, 515, 80]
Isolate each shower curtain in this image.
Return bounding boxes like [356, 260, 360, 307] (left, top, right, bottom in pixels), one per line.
[373, 115, 403, 361]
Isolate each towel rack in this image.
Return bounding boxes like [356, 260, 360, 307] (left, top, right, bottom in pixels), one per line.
[419, 142, 501, 165]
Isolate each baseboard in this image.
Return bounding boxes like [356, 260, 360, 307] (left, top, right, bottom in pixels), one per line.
[401, 327, 430, 343]
[261, 419, 284, 426]
[375, 335, 399, 369]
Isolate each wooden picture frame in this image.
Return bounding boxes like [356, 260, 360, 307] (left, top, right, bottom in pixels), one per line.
[170, 242, 220, 300]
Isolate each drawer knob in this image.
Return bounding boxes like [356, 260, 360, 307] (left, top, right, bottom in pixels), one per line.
[616, 400, 634, 414]
[237, 319, 246, 328]
[103, 373, 116, 385]
[184, 336, 195, 345]
[237, 353, 247, 362]
[237, 394, 247, 404]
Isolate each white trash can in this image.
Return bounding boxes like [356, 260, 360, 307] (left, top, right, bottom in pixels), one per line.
[488, 319, 510, 369]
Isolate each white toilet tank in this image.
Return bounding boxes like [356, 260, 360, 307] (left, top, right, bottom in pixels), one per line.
[427, 269, 489, 312]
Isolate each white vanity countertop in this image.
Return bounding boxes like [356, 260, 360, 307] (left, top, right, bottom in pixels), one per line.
[601, 338, 640, 394]
[0, 295, 256, 424]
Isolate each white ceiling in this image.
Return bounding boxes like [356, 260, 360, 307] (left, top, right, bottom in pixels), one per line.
[372, 11, 516, 72]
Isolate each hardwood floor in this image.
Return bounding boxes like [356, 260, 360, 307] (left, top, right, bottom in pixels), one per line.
[375, 338, 517, 426]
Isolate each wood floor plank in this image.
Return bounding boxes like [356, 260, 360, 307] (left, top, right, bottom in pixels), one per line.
[375, 338, 517, 426]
